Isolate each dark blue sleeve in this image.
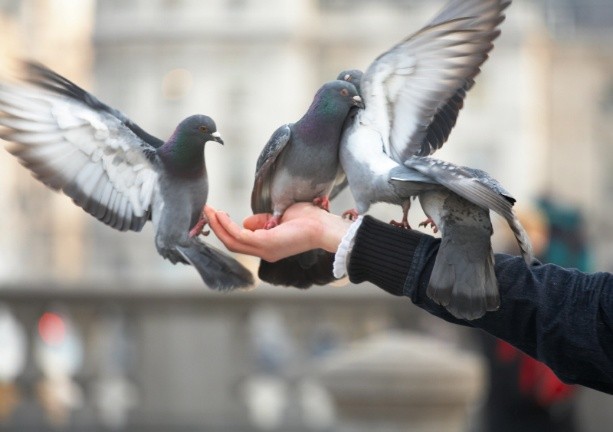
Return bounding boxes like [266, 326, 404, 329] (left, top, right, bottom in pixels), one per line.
[348, 216, 613, 394]
[404, 234, 613, 393]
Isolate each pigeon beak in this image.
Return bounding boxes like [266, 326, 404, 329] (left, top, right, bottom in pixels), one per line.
[210, 131, 224, 145]
[352, 95, 365, 109]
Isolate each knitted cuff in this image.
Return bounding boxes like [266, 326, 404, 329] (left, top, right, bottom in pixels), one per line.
[347, 216, 426, 296]
[333, 216, 364, 279]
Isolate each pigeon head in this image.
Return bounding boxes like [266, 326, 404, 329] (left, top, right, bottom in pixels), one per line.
[174, 114, 224, 146]
[305, 80, 364, 121]
[158, 114, 223, 176]
[336, 69, 364, 95]
[291, 80, 364, 148]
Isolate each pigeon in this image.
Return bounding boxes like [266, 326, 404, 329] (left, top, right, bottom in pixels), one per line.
[336, 69, 363, 95]
[0, 61, 254, 291]
[339, 0, 511, 225]
[390, 157, 533, 320]
[337, 0, 534, 319]
[251, 80, 363, 288]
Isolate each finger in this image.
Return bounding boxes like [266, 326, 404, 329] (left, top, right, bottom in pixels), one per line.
[211, 212, 262, 255]
[204, 205, 217, 221]
[243, 213, 270, 231]
[216, 211, 248, 239]
[204, 209, 227, 239]
[217, 212, 274, 252]
[206, 210, 241, 245]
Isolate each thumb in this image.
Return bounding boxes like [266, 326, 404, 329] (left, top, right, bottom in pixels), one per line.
[243, 213, 271, 231]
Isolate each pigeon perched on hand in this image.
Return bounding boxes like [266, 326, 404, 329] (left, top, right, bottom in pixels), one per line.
[251, 80, 363, 288]
[337, 0, 533, 319]
[0, 62, 254, 290]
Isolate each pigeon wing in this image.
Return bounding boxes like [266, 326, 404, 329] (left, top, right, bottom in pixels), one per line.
[25, 62, 164, 148]
[360, 0, 510, 162]
[251, 124, 291, 214]
[0, 62, 160, 232]
[404, 156, 534, 264]
[404, 157, 513, 216]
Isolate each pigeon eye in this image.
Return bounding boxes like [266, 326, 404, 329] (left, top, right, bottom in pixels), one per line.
[199, 126, 208, 133]
[340, 88, 349, 97]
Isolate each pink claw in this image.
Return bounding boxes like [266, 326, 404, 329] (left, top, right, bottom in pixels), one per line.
[390, 218, 411, 230]
[313, 196, 330, 212]
[189, 208, 210, 237]
[419, 217, 438, 234]
[390, 200, 411, 229]
[264, 215, 281, 230]
[342, 209, 359, 221]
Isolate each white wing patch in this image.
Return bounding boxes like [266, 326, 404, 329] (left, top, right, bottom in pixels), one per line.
[0, 83, 158, 232]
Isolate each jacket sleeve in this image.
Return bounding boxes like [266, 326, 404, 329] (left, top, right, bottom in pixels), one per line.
[347, 216, 613, 394]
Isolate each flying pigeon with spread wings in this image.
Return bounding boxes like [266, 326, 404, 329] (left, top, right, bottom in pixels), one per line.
[0, 62, 254, 290]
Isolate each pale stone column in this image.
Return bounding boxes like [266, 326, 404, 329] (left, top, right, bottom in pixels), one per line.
[316, 331, 485, 432]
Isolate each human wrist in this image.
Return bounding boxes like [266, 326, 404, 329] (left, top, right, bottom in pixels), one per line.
[317, 211, 353, 253]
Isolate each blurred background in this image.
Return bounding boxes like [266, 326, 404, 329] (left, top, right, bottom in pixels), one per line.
[0, 0, 612, 431]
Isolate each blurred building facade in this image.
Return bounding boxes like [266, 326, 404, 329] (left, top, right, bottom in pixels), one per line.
[1, 0, 613, 430]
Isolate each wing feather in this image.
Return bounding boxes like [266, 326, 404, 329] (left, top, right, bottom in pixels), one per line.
[0, 63, 161, 232]
[360, 0, 510, 162]
[404, 156, 534, 263]
[251, 124, 291, 214]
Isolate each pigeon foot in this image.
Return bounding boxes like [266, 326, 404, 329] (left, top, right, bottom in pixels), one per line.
[390, 200, 412, 229]
[342, 209, 359, 221]
[264, 215, 281, 230]
[189, 208, 210, 237]
[419, 217, 438, 234]
[312, 196, 330, 212]
[390, 219, 411, 230]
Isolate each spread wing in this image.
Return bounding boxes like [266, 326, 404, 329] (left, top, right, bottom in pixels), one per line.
[360, 0, 510, 162]
[0, 62, 160, 232]
[251, 124, 291, 214]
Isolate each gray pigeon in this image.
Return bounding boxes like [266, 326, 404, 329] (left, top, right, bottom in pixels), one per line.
[390, 157, 532, 320]
[337, 0, 534, 319]
[0, 62, 254, 291]
[340, 0, 511, 224]
[252, 80, 363, 288]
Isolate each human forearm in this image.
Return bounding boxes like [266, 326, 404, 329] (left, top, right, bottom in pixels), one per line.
[207, 204, 613, 393]
[349, 216, 613, 393]
[347, 216, 433, 296]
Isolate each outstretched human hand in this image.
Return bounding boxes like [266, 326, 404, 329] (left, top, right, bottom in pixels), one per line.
[204, 203, 353, 263]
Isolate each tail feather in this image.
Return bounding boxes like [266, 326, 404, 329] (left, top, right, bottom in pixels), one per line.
[177, 241, 254, 291]
[427, 226, 499, 320]
[258, 249, 335, 289]
[506, 210, 535, 265]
